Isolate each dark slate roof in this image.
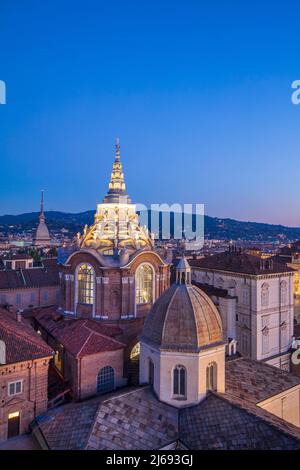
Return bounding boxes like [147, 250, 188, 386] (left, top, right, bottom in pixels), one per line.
[189, 251, 295, 275]
[225, 358, 300, 403]
[192, 281, 230, 298]
[0, 309, 53, 364]
[34, 307, 125, 357]
[35, 397, 100, 450]
[87, 387, 178, 450]
[180, 393, 300, 450]
[35, 385, 300, 450]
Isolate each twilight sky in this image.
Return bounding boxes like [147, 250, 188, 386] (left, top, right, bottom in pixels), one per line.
[1, 0, 300, 226]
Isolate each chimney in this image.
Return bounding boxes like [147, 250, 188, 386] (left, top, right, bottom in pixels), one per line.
[0, 340, 6, 364]
[16, 309, 23, 322]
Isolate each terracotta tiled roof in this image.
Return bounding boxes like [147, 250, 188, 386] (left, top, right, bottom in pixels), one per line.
[189, 251, 295, 275]
[0, 309, 53, 364]
[0, 270, 24, 289]
[225, 357, 300, 403]
[0, 266, 60, 290]
[34, 307, 125, 358]
[22, 267, 60, 287]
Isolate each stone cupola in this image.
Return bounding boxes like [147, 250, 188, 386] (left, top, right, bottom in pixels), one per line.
[139, 256, 226, 407]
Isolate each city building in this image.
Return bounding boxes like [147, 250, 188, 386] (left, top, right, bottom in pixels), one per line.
[273, 241, 300, 323]
[32, 307, 126, 400]
[2, 254, 33, 270]
[0, 257, 60, 311]
[189, 248, 295, 370]
[31, 258, 300, 450]
[0, 309, 53, 443]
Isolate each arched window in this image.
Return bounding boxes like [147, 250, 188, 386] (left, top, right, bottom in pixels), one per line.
[261, 283, 269, 307]
[77, 264, 94, 305]
[206, 362, 217, 391]
[97, 366, 115, 394]
[130, 342, 140, 360]
[280, 281, 287, 305]
[135, 264, 154, 304]
[173, 365, 186, 398]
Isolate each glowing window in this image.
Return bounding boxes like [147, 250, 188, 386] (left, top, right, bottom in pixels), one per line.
[130, 342, 140, 360]
[173, 365, 186, 398]
[135, 264, 153, 304]
[77, 264, 94, 305]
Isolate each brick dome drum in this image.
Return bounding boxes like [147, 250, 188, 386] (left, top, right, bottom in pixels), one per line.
[141, 283, 223, 352]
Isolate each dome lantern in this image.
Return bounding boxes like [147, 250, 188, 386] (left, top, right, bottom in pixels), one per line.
[176, 255, 191, 285]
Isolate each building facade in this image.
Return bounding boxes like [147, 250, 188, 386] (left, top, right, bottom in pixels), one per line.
[0, 258, 60, 311]
[0, 310, 53, 443]
[32, 258, 300, 450]
[190, 249, 294, 369]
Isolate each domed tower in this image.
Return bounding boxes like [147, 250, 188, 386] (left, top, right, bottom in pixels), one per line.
[78, 138, 153, 255]
[33, 190, 51, 247]
[139, 256, 226, 407]
[60, 140, 170, 369]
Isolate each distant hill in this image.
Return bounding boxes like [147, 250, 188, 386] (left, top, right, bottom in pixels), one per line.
[1, 210, 300, 242]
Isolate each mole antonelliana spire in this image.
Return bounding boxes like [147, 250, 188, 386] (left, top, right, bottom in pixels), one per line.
[33, 190, 51, 247]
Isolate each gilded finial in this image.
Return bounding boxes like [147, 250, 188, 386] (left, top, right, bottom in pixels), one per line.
[115, 137, 120, 160]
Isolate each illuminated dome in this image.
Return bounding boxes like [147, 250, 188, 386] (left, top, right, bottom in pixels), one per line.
[79, 140, 153, 255]
[141, 257, 223, 351]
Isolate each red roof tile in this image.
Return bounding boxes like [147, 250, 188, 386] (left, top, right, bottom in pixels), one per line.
[0, 266, 60, 290]
[34, 308, 125, 358]
[0, 308, 53, 364]
[190, 251, 295, 275]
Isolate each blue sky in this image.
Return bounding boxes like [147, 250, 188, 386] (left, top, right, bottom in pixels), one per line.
[1, 0, 300, 226]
